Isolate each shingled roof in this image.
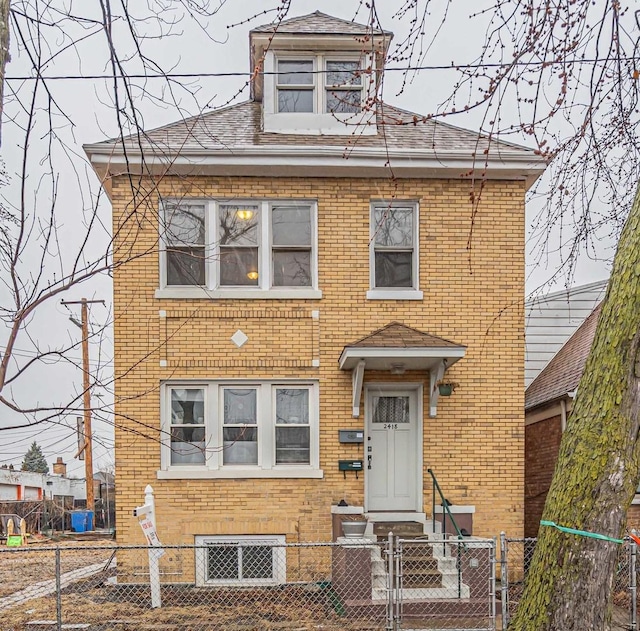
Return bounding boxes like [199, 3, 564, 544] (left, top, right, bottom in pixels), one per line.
[346, 322, 464, 349]
[525, 303, 602, 410]
[87, 100, 538, 160]
[250, 10, 390, 36]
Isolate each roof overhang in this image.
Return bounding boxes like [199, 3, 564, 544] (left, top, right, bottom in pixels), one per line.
[339, 345, 466, 418]
[84, 144, 547, 194]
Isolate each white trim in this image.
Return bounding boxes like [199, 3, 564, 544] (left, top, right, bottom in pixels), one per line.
[364, 383, 423, 514]
[433, 505, 476, 514]
[264, 50, 377, 135]
[154, 288, 322, 300]
[158, 199, 319, 295]
[370, 201, 420, 292]
[366, 289, 424, 300]
[160, 380, 320, 476]
[339, 346, 466, 370]
[195, 534, 286, 587]
[157, 468, 323, 479]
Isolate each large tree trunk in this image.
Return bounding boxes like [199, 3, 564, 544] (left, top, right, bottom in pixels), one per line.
[510, 184, 640, 630]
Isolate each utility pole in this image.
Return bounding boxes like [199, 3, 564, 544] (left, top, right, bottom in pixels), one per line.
[62, 298, 104, 530]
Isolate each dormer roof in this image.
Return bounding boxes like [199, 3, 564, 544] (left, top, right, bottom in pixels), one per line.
[250, 10, 391, 36]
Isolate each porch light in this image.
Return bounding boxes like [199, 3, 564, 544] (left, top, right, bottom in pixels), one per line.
[246, 270, 259, 281]
[236, 209, 254, 221]
[390, 363, 406, 375]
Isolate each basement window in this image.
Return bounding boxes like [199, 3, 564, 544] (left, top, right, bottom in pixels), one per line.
[195, 535, 286, 586]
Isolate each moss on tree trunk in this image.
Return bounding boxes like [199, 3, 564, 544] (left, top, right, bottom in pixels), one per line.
[510, 185, 640, 629]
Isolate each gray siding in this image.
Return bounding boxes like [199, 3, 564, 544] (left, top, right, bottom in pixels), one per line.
[525, 279, 608, 386]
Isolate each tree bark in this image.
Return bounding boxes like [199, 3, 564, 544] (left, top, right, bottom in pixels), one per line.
[510, 183, 640, 630]
[0, 0, 9, 145]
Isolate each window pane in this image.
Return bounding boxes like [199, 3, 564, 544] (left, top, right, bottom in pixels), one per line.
[276, 389, 309, 424]
[166, 248, 205, 286]
[165, 204, 205, 246]
[220, 248, 259, 286]
[219, 205, 259, 246]
[375, 251, 413, 287]
[242, 546, 273, 579]
[278, 60, 313, 85]
[272, 207, 311, 246]
[224, 389, 257, 424]
[373, 396, 410, 424]
[374, 207, 413, 247]
[278, 89, 314, 113]
[207, 546, 239, 580]
[171, 389, 204, 425]
[223, 427, 258, 465]
[273, 251, 311, 287]
[326, 61, 361, 86]
[276, 427, 310, 464]
[170, 428, 206, 465]
[326, 90, 361, 113]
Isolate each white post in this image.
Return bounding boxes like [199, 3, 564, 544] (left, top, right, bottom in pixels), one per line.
[146, 485, 161, 609]
[135, 484, 162, 608]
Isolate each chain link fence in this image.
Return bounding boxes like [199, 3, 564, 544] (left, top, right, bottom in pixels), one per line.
[500, 535, 639, 630]
[0, 536, 498, 631]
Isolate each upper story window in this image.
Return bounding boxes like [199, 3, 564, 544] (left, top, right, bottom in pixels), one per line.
[277, 60, 315, 113]
[264, 52, 375, 135]
[325, 61, 362, 113]
[158, 199, 320, 299]
[275, 56, 363, 115]
[367, 202, 423, 301]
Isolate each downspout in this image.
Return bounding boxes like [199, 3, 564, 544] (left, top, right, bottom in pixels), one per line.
[560, 398, 567, 433]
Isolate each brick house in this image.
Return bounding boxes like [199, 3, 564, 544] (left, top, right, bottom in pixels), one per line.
[525, 298, 640, 537]
[85, 11, 546, 585]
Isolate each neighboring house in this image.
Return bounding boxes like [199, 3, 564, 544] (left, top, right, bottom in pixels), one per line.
[0, 458, 81, 503]
[525, 278, 608, 387]
[84, 11, 546, 585]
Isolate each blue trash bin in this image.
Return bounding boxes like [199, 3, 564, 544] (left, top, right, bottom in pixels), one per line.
[71, 510, 94, 532]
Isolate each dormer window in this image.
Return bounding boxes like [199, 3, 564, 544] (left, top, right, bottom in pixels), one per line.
[277, 60, 314, 113]
[264, 52, 375, 135]
[325, 61, 362, 113]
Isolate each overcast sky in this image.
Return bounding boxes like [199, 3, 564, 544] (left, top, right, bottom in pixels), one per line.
[0, 0, 612, 477]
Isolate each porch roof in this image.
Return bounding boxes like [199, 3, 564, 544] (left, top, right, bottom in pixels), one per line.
[338, 323, 466, 418]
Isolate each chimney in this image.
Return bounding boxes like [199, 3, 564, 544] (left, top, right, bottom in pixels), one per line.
[53, 457, 67, 476]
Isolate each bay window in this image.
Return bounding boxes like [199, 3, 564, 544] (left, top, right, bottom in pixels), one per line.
[160, 381, 320, 478]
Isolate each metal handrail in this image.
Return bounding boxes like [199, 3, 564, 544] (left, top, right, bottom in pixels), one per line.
[427, 467, 465, 599]
[427, 468, 466, 541]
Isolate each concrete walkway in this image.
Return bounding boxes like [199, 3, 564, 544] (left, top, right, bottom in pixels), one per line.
[0, 562, 109, 611]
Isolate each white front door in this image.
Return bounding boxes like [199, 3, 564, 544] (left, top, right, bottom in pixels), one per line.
[366, 387, 420, 512]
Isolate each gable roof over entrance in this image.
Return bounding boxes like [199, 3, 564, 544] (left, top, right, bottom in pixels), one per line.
[339, 322, 466, 418]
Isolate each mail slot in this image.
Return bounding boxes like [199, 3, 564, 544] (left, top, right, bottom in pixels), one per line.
[339, 460, 363, 471]
[338, 430, 364, 444]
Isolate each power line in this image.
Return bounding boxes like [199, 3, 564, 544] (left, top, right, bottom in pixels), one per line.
[4, 58, 636, 82]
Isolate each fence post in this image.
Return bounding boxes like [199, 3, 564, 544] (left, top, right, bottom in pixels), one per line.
[55, 546, 62, 631]
[490, 538, 497, 631]
[500, 532, 509, 630]
[631, 537, 637, 631]
[386, 532, 394, 631]
[394, 536, 402, 630]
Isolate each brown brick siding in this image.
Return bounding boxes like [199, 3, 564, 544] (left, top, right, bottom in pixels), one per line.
[524, 415, 562, 537]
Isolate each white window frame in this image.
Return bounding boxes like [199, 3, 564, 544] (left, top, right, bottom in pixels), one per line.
[367, 201, 423, 301]
[195, 535, 286, 587]
[263, 50, 376, 136]
[275, 57, 316, 114]
[323, 58, 364, 114]
[158, 380, 322, 480]
[157, 199, 321, 300]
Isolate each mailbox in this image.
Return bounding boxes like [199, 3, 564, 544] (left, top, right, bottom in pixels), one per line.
[339, 460, 363, 471]
[338, 430, 364, 444]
